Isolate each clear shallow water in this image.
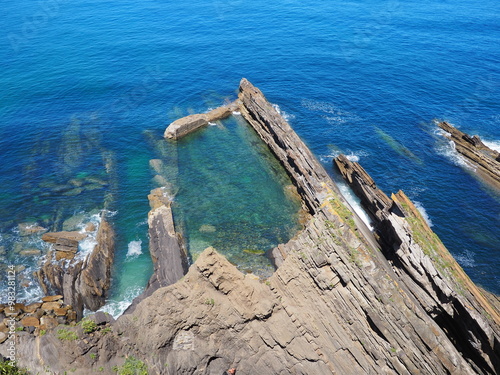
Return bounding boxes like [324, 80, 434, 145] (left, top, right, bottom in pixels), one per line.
[173, 115, 303, 278]
[1, 0, 499, 311]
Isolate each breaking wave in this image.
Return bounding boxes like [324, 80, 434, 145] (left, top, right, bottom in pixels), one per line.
[127, 240, 143, 258]
[97, 285, 144, 318]
[414, 201, 433, 227]
[337, 182, 373, 230]
[482, 139, 500, 153]
[272, 103, 295, 122]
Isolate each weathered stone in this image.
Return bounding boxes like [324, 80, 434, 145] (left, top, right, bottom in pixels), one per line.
[4, 80, 500, 375]
[163, 104, 234, 140]
[41, 302, 62, 312]
[54, 308, 68, 316]
[42, 231, 86, 259]
[93, 311, 113, 326]
[126, 188, 188, 313]
[20, 317, 40, 328]
[335, 153, 500, 374]
[164, 113, 208, 139]
[39, 316, 58, 330]
[5, 304, 25, 317]
[42, 295, 63, 303]
[85, 222, 96, 233]
[42, 231, 86, 244]
[0, 332, 7, 344]
[66, 310, 77, 322]
[78, 217, 115, 312]
[37, 216, 115, 320]
[23, 303, 42, 313]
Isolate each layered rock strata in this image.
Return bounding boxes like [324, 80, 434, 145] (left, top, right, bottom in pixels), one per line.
[36, 215, 115, 319]
[125, 187, 188, 313]
[335, 153, 500, 374]
[437, 121, 500, 190]
[4, 79, 500, 375]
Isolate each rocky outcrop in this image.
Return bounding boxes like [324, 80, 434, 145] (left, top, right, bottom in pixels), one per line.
[5, 79, 500, 374]
[164, 103, 237, 140]
[0, 295, 77, 343]
[125, 188, 188, 313]
[41, 231, 87, 260]
[438, 121, 500, 190]
[36, 215, 115, 319]
[335, 154, 500, 374]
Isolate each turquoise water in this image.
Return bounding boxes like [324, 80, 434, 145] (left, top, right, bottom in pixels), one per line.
[1, 0, 499, 311]
[173, 116, 303, 278]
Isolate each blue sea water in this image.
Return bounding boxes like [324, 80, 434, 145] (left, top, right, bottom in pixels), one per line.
[1, 0, 499, 313]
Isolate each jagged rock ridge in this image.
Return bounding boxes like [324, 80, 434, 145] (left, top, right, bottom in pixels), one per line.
[437, 121, 500, 190]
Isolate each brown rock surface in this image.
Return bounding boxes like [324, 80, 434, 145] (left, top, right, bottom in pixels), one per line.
[41, 295, 63, 302]
[20, 317, 40, 328]
[163, 103, 235, 140]
[438, 121, 500, 190]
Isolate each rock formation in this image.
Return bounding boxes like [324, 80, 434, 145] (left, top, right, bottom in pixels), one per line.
[4, 79, 500, 375]
[36, 215, 115, 319]
[164, 104, 237, 140]
[437, 121, 500, 190]
[335, 153, 500, 374]
[125, 187, 188, 313]
[41, 231, 87, 261]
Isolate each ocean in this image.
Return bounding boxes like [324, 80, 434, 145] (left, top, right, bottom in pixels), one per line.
[1, 0, 499, 316]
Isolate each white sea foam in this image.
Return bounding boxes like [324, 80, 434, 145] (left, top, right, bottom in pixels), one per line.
[413, 201, 433, 227]
[482, 139, 500, 152]
[455, 250, 476, 268]
[208, 121, 217, 126]
[337, 181, 373, 230]
[97, 285, 144, 319]
[127, 240, 143, 258]
[435, 138, 475, 171]
[232, 111, 241, 116]
[319, 150, 367, 164]
[272, 103, 295, 122]
[74, 212, 102, 262]
[301, 99, 361, 124]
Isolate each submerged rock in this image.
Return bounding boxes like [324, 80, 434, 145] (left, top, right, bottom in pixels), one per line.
[18, 223, 47, 236]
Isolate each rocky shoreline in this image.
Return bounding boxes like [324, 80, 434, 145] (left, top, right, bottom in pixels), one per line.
[437, 121, 500, 191]
[2, 79, 499, 374]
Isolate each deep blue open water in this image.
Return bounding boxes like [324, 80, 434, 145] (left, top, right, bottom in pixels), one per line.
[1, 0, 499, 314]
